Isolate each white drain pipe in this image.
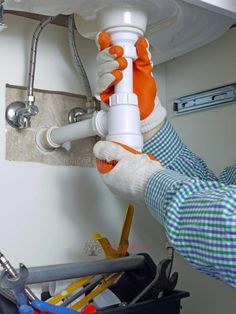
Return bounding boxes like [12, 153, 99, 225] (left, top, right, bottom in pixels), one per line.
[36, 110, 108, 152]
[96, 6, 147, 151]
[36, 5, 148, 152]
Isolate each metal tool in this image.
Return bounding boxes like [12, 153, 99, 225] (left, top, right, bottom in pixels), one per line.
[0, 252, 37, 302]
[62, 275, 104, 307]
[130, 258, 178, 304]
[70, 273, 120, 311]
[48, 276, 94, 305]
[42, 204, 135, 309]
[0, 263, 29, 307]
[0, 263, 82, 314]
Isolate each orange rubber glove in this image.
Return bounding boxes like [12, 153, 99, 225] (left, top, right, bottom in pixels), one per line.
[95, 32, 166, 135]
[93, 141, 163, 205]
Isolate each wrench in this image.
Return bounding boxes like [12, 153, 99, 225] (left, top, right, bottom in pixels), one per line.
[0, 263, 29, 307]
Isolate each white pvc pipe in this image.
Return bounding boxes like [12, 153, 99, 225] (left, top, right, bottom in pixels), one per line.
[109, 28, 140, 94]
[35, 111, 108, 152]
[105, 27, 144, 151]
[115, 57, 133, 94]
[50, 118, 95, 145]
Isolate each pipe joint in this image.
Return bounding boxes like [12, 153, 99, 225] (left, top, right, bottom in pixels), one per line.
[35, 110, 109, 152]
[92, 110, 108, 138]
[35, 126, 60, 152]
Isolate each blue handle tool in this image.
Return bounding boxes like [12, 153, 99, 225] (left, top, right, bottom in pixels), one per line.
[32, 300, 81, 314]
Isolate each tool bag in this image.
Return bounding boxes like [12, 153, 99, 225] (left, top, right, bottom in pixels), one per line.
[97, 290, 189, 314]
[0, 294, 18, 314]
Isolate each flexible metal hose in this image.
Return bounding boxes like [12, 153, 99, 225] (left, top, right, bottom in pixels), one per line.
[27, 15, 58, 99]
[68, 14, 93, 103]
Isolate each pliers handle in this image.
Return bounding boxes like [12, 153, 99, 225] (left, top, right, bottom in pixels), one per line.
[19, 301, 96, 314]
[18, 301, 80, 314]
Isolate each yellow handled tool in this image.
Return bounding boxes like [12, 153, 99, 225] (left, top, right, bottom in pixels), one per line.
[70, 204, 134, 309]
[93, 204, 134, 259]
[70, 273, 120, 310]
[48, 276, 93, 305]
[48, 204, 134, 309]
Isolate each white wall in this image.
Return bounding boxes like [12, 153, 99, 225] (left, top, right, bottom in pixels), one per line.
[1, 13, 236, 314]
[154, 27, 236, 313]
[164, 27, 236, 174]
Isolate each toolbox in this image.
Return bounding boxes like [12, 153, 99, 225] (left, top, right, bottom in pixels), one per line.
[98, 290, 189, 314]
[0, 290, 189, 314]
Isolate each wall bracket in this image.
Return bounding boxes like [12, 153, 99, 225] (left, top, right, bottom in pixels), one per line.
[173, 83, 236, 115]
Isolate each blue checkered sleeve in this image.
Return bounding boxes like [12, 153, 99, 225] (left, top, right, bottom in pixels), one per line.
[145, 169, 236, 287]
[220, 165, 236, 185]
[143, 121, 218, 181]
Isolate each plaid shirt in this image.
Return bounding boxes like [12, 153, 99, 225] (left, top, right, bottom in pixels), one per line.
[143, 121, 236, 287]
[220, 165, 236, 185]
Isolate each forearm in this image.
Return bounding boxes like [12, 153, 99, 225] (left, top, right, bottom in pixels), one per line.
[220, 165, 236, 185]
[143, 121, 218, 181]
[145, 169, 236, 287]
[143, 120, 166, 142]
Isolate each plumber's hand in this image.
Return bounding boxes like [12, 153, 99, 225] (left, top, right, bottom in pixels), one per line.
[93, 141, 163, 205]
[95, 32, 166, 139]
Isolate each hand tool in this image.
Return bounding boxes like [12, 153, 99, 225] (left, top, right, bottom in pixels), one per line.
[0, 262, 84, 314]
[70, 273, 120, 311]
[20, 300, 94, 314]
[61, 275, 104, 307]
[69, 204, 134, 310]
[48, 204, 134, 309]
[31, 299, 82, 314]
[92, 204, 134, 259]
[47, 276, 93, 305]
[0, 263, 51, 314]
[20, 299, 93, 314]
[0, 263, 31, 307]
[0, 252, 37, 302]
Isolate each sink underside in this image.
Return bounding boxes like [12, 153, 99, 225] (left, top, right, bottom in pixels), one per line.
[5, 0, 234, 64]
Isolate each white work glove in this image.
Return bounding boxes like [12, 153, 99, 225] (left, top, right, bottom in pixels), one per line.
[93, 141, 163, 205]
[95, 32, 167, 140]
